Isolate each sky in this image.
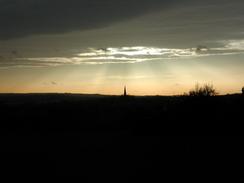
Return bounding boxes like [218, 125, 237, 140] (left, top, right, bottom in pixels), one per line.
[0, 0, 244, 95]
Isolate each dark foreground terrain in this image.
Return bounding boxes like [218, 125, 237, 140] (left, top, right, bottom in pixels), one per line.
[0, 93, 244, 180]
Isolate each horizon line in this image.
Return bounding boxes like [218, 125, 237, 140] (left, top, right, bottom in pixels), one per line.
[0, 92, 241, 97]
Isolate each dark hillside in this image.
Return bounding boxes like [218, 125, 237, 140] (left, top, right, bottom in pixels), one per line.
[0, 94, 243, 180]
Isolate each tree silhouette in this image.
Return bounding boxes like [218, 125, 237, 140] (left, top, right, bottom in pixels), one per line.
[189, 83, 217, 97]
[242, 87, 244, 95]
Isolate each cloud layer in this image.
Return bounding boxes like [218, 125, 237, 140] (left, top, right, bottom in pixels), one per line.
[2, 0, 243, 40]
[8, 40, 243, 67]
[0, 0, 171, 40]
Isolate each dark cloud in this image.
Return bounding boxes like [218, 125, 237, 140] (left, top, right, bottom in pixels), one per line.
[11, 50, 18, 56]
[0, 0, 174, 40]
[42, 81, 58, 85]
[196, 45, 208, 53]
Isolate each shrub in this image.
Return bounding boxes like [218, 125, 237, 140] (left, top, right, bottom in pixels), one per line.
[189, 83, 217, 97]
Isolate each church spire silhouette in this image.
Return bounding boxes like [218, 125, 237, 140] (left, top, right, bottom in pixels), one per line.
[124, 86, 127, 97]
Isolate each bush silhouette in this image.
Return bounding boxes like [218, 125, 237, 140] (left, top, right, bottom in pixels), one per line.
[242, 87, 244, 95]
[189, 83, 217, 97]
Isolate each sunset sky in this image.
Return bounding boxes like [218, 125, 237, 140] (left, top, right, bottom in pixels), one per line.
[0, 0, 244, 95]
